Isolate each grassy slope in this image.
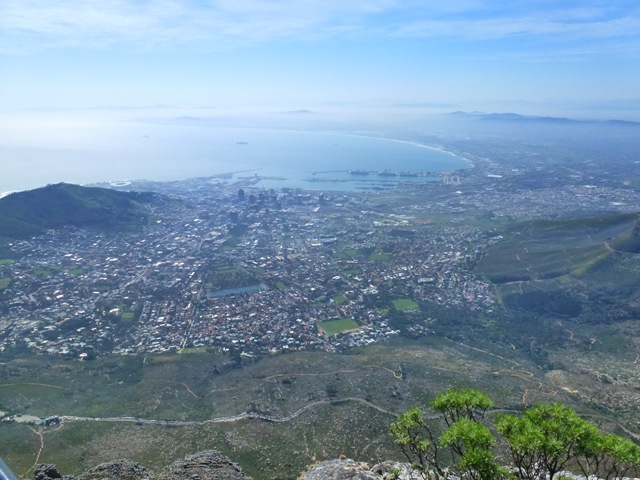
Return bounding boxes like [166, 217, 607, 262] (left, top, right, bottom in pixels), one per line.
[2, 336, 637, 479]
[476, 212, 639, 283]
[0, 183, 155, 240]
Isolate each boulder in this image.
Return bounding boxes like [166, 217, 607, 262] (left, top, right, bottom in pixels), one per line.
[157, 451, 252, 480]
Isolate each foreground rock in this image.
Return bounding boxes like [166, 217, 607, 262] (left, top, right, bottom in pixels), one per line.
[298, 460, 637, 480]
[34, 451, 252, 480]
[156, 451, 251, 480]
[35, 454, 637, 480]
[34, 464, 68, 480]
[76, 460, 150, 480]
[299, 458, 424, 480]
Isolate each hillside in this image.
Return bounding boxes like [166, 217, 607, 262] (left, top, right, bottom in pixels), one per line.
[609, 218, 640, 253]
[3, 337, 639, 479]
[0, 183, 156, 240]
[475, 212, 640, 283]
[469, 211, 640, 371]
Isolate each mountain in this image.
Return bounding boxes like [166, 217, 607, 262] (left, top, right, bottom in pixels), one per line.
[281, 109, 315, 114]
[0, 183, 156, 240]
[446, 111, 640, 126]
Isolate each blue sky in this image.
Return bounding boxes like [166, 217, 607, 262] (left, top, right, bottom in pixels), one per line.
[1, 0, 639, 111]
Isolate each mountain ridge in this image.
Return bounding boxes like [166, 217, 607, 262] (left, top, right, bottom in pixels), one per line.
[0, 183, 156, 241]
[446, 111, 640, 126]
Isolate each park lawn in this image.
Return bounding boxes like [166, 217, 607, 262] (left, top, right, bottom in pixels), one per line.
[179, 347, 209, 354]
[332, 295, 348, 305]
[34, 267, 62, 277]
[334, 248, 359, 260]
[318, 318, 359, 336]
[0, 259, 15, 265]
[342, 267, 362, 276]
[0, 278, 10, 289]
[392, 298, 419, 312]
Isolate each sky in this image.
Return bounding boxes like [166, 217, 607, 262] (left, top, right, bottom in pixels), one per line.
[1, 0, 639, 113]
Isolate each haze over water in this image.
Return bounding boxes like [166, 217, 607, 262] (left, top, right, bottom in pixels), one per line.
[1, 112, 470, 193]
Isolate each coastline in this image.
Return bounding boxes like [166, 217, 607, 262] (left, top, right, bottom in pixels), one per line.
[0, 127, 471, 195]
[331, 130, 474, 169]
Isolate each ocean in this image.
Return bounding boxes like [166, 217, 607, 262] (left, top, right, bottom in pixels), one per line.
[1, 112, 471, 194]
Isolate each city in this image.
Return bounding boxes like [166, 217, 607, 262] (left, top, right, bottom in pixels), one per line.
[0, 177, 497, 359]
[2, 143, 639, 362]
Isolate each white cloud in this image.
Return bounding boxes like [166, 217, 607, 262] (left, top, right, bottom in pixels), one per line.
[0, 0, 638, 53]
[0, 0, 394, 52]
[391, 7, 640, 41]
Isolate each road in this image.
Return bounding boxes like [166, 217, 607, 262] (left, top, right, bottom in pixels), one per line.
[58, 396, 397, 427]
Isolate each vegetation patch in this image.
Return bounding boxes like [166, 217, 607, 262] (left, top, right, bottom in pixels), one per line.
[67, 268, 86, 276]
[221, 240, 238, 250]
[34, 267, 62, 278]
[332, 294, 348, 305]
[342, 267, 362, 276]
[318, 318, 359, 336]
[503, 291, 582, 318]
[206, 264, 259, 290]
[392, 298, 419, 312]
[334, 248, 359, 260]
[0, 259, 15, 265]
[592, 334, 632, 354]
[0, 278, 10, 289]
[179, 347, 209, 354]
[228, 223, 248, 237]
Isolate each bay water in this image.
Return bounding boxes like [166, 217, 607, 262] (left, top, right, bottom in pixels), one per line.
[1, 112, 470, 194]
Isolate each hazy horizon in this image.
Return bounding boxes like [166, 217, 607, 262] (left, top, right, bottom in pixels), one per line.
[1, 1, 639, 116]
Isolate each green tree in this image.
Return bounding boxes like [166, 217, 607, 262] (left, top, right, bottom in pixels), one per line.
[430, 388, 493, 426]
[496, 402, 593, 480]
[390, 388, 500, 479]
[440, 417, 508, 480]
[393, 389, 640, 480]
[575, 431, 640, 480]
[390, 406, 445, 478]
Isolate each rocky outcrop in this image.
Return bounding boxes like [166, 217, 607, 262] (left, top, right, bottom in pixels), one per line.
[299, 458, 424, 480]
[75, 460, 150, 480]
[34, 454, 621, 480]
[34, 464, 66, 480]
[156, 451, 251, 480]
[300, 460, 624, 480]
[34, 451, 252, 480]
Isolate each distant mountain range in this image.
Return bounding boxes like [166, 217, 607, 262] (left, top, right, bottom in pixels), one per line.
[0, 183, 156, 240]
[447, 111, 640, 126]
